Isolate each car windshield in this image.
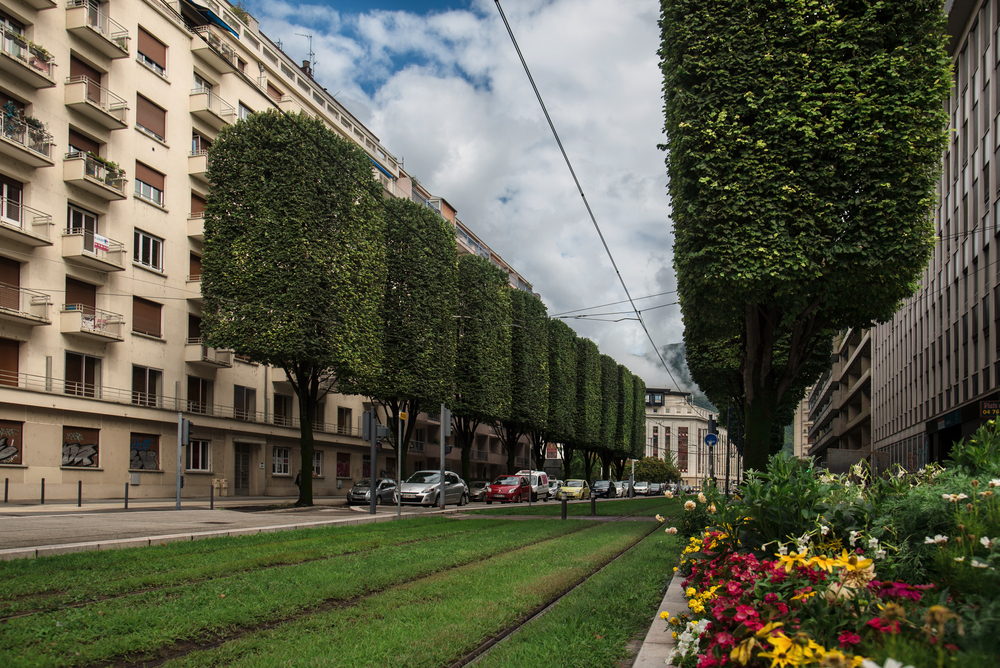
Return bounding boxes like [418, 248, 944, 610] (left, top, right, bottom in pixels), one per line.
[471, 482, 488, 489]
[406, 472, 440, 484]
[566, 481, 583, 487]
[594, 481, 609, 488]
[494, 477, 520, 485]
[356, 479, 371, 487]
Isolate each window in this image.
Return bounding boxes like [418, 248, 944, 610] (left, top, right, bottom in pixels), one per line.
[191, 132, 211, 154]
[187, 375, 213, 414]
[0, 174, 24, 228]
[266, 81, 282, 102]
[131, 364, 162, 406]
[0, 419, 23, 464]
[189, 253, 201, 281]
[191, 191, 207, 218]
[187, 439, 210, 471]
[137, 27, 167, 75]
[135, 95, 166, 141]
[0, 338, 17, 388]
[678, 427, 688, 472]
[337, 406, 352, 435]
[362, 454, 370, 478]
[134, 229, 163, 271]
[314, 401, 325, 431]
[129, 433, 160, 470]
[336, 452, 350, 478]
[312, 450, 323, 476]
[238, 102, 253, 120]
[67, 205, 98, 251]
[234, 385, 256, 421]
[132, 296, 162, 337]
[273, 447, 290, 475]
[135, 162, 164, 206]
[274, 394, 292, 426]
[194, 73, 212, 94]
[65, 352, 101, 397]
[62, 426, 99, 468]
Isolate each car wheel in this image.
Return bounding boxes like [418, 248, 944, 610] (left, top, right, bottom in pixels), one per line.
[375, 495, 381, 505]
[460, 493, 468, 506]
[486, 500, 492, 505]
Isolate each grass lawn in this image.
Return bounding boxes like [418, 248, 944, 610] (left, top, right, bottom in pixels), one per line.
[467, 495, 682, 517]
[0, 514, 679, 668]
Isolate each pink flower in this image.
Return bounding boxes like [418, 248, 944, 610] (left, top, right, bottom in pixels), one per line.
[726, 581, 744, 596]
[734, 604, 758, 622]
[838, 631, 861, 647]
[712, 632, 736, 649]
[696, 656, 719, 668]
[763, 593, 778, 604]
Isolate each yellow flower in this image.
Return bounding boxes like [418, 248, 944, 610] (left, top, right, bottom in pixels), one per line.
[791, 590, 818, 602]
[778, 551, 810, 572]
[757, 633, 799, 668]
[755, 621, 785, 638]
[807, 554, 838, 572]
[730, 637, 759, 666]
[686, 587, 696, 597]
[660, 611, 670, 620]
[708, 503, 717, 514]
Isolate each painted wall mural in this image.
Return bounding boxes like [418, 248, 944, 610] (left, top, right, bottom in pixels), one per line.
[129, 433, 160, 470]
[63, 426, 99, 467]
[0, 420, 22, 464]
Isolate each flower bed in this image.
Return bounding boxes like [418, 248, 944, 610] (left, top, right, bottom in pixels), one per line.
[657, 446, 1000, 668]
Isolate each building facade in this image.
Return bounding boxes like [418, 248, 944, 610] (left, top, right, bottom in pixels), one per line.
[0, 0, 534, 500]
[643, 387, 737, 487]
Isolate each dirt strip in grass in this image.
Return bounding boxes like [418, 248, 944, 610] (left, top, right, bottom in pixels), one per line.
[0, 517, 480, 618]
[150, 522, 654, 668]
[0, 519, 590, 668]
[472, 528, 682, 668]
[467, 496, 682, 518]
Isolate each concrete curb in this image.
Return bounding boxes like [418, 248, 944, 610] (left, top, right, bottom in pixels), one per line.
[0, 507, 464, 561]
[632, 570, 686, 668]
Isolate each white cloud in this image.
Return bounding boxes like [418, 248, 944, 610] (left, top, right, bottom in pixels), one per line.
[246, 0, 682, 388]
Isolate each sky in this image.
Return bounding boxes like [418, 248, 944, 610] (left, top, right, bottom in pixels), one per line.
[238, 0, 687, 390]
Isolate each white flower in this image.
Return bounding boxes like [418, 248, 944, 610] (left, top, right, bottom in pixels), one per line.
[876, 549, 886, 560]
[820, 525, 830, 536]
[665, 527, 678, 535]
[664, 491, 674, 499]
[861, 659, 915, 668]
[697, 493, 707, 504]
[655, 514, 665, 523]
[684, 500, 696, 511]
[924, 534, 948, 545]
[971, 558, 990, 568]
[778, 544, 789, 556]
[868, 537, 879, 549]
[849, 530, 860, 547]
[942, 493, 969, 502]
[981, 536, 993, 549]
[954, 556, 965, 562]
[989, 479, 1000, 488]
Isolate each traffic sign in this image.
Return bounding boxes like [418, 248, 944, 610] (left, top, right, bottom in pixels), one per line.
[400, 411, 408, 420]
[705, 433, 718, 447]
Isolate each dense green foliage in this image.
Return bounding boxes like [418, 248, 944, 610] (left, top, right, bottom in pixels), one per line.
[452, 255, 513, 483]
[633, 455, 680, 485]
[202, 110, 385, 505]
[341, 197, 458, 480]
[546, 319, 578, 446]
[632, 375, 647, 458]
[660, 0, 951, 470]
[598, 354, 620, 451]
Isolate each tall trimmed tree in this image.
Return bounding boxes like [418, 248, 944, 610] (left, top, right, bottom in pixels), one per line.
[595, 354, 620, 480]
[660, 0, 950, 470]
[202, 110, 385, 506]
[566, 337, 601, 480]
[612, 365, 634, 477]
[494, 289, 549, 475]
[341, 197, 458, 481]
[451, 255, 512, 483]
[545, 319, 577, 473]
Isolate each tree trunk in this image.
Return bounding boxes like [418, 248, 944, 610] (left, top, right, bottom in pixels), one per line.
[562, 445, 576, 480]
[291, 363, 317, 507]
[453, 414, 479, 484]
[583, 449, 596, 482]
[743, 396, 776, 473]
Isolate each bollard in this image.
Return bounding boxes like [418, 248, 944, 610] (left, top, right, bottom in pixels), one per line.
[561, 496, 567, 520]
[210, 483, 214, 510]
[124, 482, 129, 509]
[78, 480, 82, 508]
[4, 477, 7, 503]
[590, 494, 596, 516]
[41, 478, 44, 504]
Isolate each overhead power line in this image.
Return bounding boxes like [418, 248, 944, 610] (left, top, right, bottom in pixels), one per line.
[493, 0, 680, 390]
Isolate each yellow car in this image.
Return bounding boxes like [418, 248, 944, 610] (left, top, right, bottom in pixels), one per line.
[557, 479, 590, 500]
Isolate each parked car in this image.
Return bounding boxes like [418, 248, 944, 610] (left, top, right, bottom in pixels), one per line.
[516, 470, 550, 501]
[648, 482, 662, 495]
[486, 475, 530, 504]
[346, 478, 397, 506]
[634, 481, 650, 496]
[591, 480, 617, 498]
[548, 479, 563, 498]
[557, 479, 590, 500]
[468, 481, 490, 502]
[614, 481, 626, 497]
[394, 470, 468, 506]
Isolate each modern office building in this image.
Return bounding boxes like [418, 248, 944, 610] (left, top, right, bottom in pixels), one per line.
[643, 387, 737, 487]
[0, 0, 535, 500]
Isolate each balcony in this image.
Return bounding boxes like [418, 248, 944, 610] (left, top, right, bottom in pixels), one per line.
[66, 0, 129, 59]
[24, 0, 57, 9]
[277, 95, 303, 115]
[65, 77, 128, 130]
[0, 200, 53, 247]
[191, 26, 237, 73]
[188, 150, 209, 183]
[60, 304, 124, 342]
[187, 212, 205, 241]
[61, 228, 126, 271]
[0, 114, 54, 168]
[185, 339, 233, 368]
[63, 152, 127, 200]
[189, 89, 234, 130]
[0, 30, 56, 88]
[0, 283, 51, 326]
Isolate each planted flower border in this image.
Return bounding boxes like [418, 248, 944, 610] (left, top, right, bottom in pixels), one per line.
[656, 450, 1000, 668]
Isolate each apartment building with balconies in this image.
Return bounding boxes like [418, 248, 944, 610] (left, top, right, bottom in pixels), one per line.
[0, 0, 535, 500]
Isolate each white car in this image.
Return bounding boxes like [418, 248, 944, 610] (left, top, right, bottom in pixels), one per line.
[516, 469, 550, 501]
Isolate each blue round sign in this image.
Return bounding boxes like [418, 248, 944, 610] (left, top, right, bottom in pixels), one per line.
[704, 433, 718, 447]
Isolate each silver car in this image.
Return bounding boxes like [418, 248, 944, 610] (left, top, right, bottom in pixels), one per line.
[346, 478, 396, 506]
[394, 470, 469, 506]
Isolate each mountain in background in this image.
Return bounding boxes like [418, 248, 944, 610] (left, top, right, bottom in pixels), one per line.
[651, 342, 718, 414]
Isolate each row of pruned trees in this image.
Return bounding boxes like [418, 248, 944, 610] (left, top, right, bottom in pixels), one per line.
[201, 110, 647, 505]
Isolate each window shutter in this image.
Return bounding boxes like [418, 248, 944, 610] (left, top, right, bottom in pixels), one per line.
[132, 296, 161, 337]
[191, 192, 207, 214]
[136, 96, 166, 138]
[65, 277, 96, 310]
[134, 162, 165, 190]
[68, 130, 100, 156]
[137, 28, 166, 68]
[189, 253, 201, 279]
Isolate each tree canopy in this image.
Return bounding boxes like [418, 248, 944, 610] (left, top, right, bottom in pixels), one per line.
[660, 0, 951, 470]
[202, 110, 385, 505]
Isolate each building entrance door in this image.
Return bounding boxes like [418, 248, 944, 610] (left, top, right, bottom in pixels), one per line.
[234, 444, 252, 495]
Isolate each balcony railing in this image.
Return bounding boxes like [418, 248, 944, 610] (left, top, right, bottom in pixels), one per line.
[1, 30, 55, 81]
[63, 226, 126, 263]
[64, 152, 127, 195]
[190, 88, 235, 128]
[61, 303, 124, 338]
[65, 76, 129, 126]
[515, 456, 529, 468]
[66, 0, 129, 55]
[191, 25, 237, 70]
[0, 283, 51, 323]
[473, 449, 489, 461]
[1, 114, 53, 160]
[0, 199, 53, 242]
[455, 225, 490, 260]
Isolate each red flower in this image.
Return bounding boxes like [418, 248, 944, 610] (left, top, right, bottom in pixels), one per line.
[764, 593, 778, 604]
[734, 605, 758, 623]
[838, 631, 861, 647]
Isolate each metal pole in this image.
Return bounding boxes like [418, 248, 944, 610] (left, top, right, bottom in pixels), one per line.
[175, 412, 183, 510]
[439, 404, 446, 510]
[40, 478, 44, 504]
[397, 410, 403, 520]
[527, 442, 533, 507]
[124, 482, 129, 509]
[210, 482, 214, 510]
[629, 458, 634, 497]
[369, 407, 377, 516]
[590, 493, 596, 516]
[725, 405, 732, 500]
[4, 477, 7, 503]
[78, 480, 82, 507]
[561, 496, 567, 520]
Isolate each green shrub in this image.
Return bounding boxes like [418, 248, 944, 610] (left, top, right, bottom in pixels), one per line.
[945, 421, 1000, 476]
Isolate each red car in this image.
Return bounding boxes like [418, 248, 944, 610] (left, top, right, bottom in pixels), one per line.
[486, 475, 530, 504]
